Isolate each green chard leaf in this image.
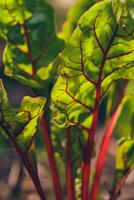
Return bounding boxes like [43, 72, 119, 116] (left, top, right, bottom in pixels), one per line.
[112, 0, 134, 21]
[60, 0, 99, 41]
[116, 138, 134, 171]
[0, 0, 64, 89]
[126, 0, 134, 19]
[51, 0, 134, 129]
[51, 123, 87, 174]
[111, 137, 134, 192]
[111, 80, 134, 138]
[0, 79, 46, 169]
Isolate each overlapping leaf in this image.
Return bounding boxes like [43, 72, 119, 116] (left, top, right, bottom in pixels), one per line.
[60, 0, 99, 41]
[0, 0, 64, 89]
[51, 124, 86, 172]
[51, 0, 134, 129]
[0, 79, 46, 168]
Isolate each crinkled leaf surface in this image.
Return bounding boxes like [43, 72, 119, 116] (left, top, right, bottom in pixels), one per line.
[0, 79, 46, 168]
[0, 0, 64, 89]
[51, 0, 134, 129]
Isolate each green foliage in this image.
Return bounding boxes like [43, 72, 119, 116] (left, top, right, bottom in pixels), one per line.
[105, 80, 123, 118]
[112, 137, 134, 191]
[0, 0, 134, 198]
[60, 0, 99, 41]
[51, 0, 134, 129]
[51, 122, 87, 174]
[115, 97, 134, 138]
[112, 0, 134, 20]
[126, 0, 134, 18]
[0, 79, 46, 168]
[116, 138, 134, 170]
[0, 0, 64, 89]
[112, 81, 134, 138]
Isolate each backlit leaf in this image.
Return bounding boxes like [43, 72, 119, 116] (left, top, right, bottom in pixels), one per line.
[51, 0, 134, 129]
[0, 0, 64, 89]
[0, 79, 46, 169]
[60, 0, 99, 41]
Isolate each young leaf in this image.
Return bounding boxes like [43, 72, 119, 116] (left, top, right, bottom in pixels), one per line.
[0, 0, 64, 89]
[0, 79, 46, 169]
[16, 96, 46, 149]
[51, 0, 134, 129]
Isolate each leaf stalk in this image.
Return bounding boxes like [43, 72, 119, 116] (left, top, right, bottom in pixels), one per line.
[89, 81, 128, 200]
[41, 113, 63, 200]
[66, 127, 76, 200]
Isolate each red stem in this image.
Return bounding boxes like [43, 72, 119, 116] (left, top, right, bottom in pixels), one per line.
[10, 135, 46, 200]
[82, 84, 100, 200]
[66, 127, 75, 200]
[81, 24, 118, 200]
[89, 81, 128, 200]
[0, 122, 46, 200]
[109, 168, 131, 200]
[41, 113, 63, 200]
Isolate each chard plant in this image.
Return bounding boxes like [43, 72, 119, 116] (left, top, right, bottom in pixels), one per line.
[0, 0, 134, 200]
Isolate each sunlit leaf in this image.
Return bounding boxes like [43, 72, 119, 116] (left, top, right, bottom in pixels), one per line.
[0, 79, 46, 169]
[116, 138, 134, 170]
[0, 0, 64, 89]
[51, 0, 134, 129]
